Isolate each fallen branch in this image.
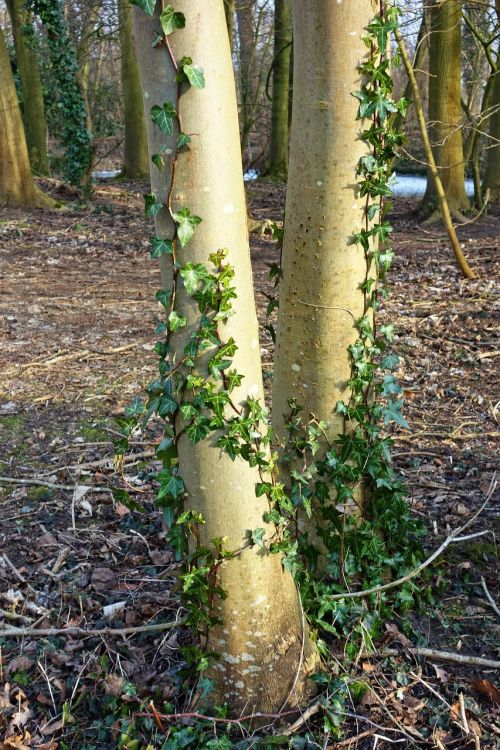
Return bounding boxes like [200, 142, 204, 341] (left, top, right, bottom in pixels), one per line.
[0, 618, 187, 639]
[0, 477, 111, 492]
[328, 475, 496, 601]
[481, 576, 500, 620]
[380, 647, 500, 670]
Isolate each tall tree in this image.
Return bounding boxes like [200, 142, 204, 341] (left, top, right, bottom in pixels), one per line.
[236, 0, 256, 155]
[483, 0, 500, 201]
[224, 0, 235, 50]
[131, 0, 318, 714]
[265, 0, 292, 180]
[422, 0, 470, 215]
[0, 24, 53, 206]
[32, 0, 92, 190]
[272, 0, 376, 505]
[119, 0, 148, 177]
[6, 0, 49, 175]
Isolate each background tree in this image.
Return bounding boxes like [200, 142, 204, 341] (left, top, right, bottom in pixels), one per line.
[32, 0, 92, 189]
[264, 0, 292, 180]
[131, 0, 317, 714]
[483, 0, 500, 201]
[119, 0, 148, 177]
[5, 0, 49, 175]
[0, 23, 53, 206]
[422, 0, 470, 215]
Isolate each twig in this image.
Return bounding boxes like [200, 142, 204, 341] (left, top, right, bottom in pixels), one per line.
[0, 477, 111, 492]
[0, 608, 32, 625]
[328, 476, 496, 601]
[281, 702, 321, 736]
[0, 618, 187, 639]
[481, 576, 500, 619]
[1, 554, 37, 593]
[381, 647, 500, 669]
[459, 692, 469, 735]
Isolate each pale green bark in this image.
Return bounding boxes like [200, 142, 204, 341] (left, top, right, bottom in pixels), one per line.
[266, 0, 292, 180]
[120, 0, 148, 177]
[272, 0, 375, 506]
[0, 24, 53, 206]
[423, 0, 470, 213]
[132, 1, 318, 715]
[6, 0, 48, 174]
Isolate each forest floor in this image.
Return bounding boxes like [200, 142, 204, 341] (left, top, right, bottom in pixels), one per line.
[0, 178, 498, 749]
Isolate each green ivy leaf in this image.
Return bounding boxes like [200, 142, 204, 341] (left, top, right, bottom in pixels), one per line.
[381, 374, 401, 396]
[177, 132, 192, 148]
[168, 310, 187, 331]
[183, 63, 205, 89]
[159, 4, 185, 35]
[250, 528, 266, 548]
[150, 102, 177, 135]
[150, 237, 173, 258]
[382, 399, 409, 428]
[129, 0, 156, 16]
[172, 208, 202, 247]
[144, 193, 163, 217]
[180, 263, 208, 295]
[157, 470, 184, 500]
[381, 354, 399, 370]
[124, 396, 144, 417]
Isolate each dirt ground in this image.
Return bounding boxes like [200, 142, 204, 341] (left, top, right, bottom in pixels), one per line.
[0, 178, 498, 748]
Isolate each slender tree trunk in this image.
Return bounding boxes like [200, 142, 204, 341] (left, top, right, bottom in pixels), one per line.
[272, 0, 376, 513]
[265, 0, 292, 180]
[483, 0, 500, 201]
[132, 1, 318, 714]
[224, 0, 235, 50]
[119, 0, 148, 177]
[422, 0, 470, 214]
[5, 0, 49, 175]
[0, 24, 53, 207]
[236, 0, 256, 156]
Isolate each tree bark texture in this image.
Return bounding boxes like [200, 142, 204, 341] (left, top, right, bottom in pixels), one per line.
[131, 1, 318, 715]
[236, 0, 257, 154]
[6, 0, 49, 175]
[224, 0, 235, 51]
[423, 0, 470, 212]
[272, 0, 376, 464]
[119, 0, 148, 177]
[483, 1, 500, 201]
[266, 0, 292, 180]
[0, 25, 53, 206]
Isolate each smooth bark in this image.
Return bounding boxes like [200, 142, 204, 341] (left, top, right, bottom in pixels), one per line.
[0, 25, 53, 207]
[272, 0, 376, 481]
[119, 0, 148, 177]
[422, 0, 470, 213]
[6, 0, 48, 175]
[266, 0, 292, 180]
[132, 1, 317, 714]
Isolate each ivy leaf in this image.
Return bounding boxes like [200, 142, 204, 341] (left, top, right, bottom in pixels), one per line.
[250, 528, 266, 548]
[177, 132, 192, 148]
[381, 354, 399, 370]
[129, 0, 156, 16]
[150, 102, 177, 135]
[172, 208, 202, 247]
[381, 374, 401, 396]
[382, 399, 409, 428]
[159, 4, 185, 35]
[180, 263, 207, 295]
[183, 64, 205, 89]
[125, 396, 144, 418]
[150, 236, 173, 258]
[168, 310, 187, 331]
[157, 470, 184, 500]
[156, 288, 173, 308]
[144, 193, 163, 217]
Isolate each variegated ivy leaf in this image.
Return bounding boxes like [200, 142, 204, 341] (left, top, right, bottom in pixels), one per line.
[150, 102, 177, 135]
[130, 0, 156, 16]
[159, 5, 185, 35]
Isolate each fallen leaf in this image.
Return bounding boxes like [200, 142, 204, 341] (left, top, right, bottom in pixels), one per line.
[432, 663, 450, 683]
[470, 677, 500, 705]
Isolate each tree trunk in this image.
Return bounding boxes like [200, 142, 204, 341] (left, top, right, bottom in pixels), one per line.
[131, 1, 318, 715]
[266, 0, 292, 180]
[5, 0, 49, 175]
[236, 0, 256, 156]
[224, 0, 235, 50]
[119, 0, 148, 178]
[0, 24, 53, 207]
[483, 1, 500, 201]
[271, 0, 375, 509]
[422, 0, 470, 214]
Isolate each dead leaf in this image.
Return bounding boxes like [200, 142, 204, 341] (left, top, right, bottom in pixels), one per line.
[432, 663, 450, 683]
[470, 677, 500, 705]
[90, 567, 118, 592]
[385, 622, 412, 647]
[6, 657, 33, 675]
[102, 673, 125, 697]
